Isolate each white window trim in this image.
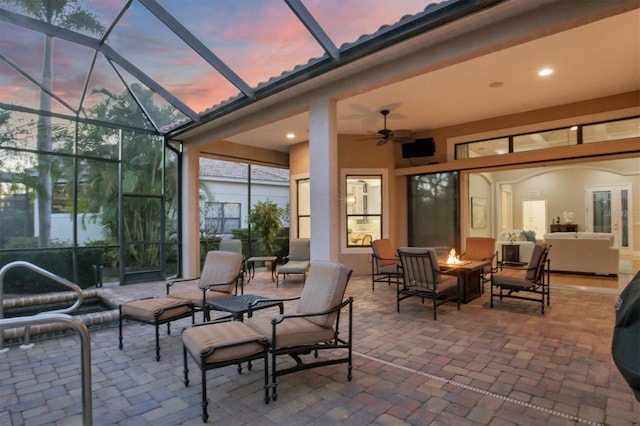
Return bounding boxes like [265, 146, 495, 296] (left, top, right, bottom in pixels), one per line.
[340, 168, 389, 254]
[290, 173, 310, 238]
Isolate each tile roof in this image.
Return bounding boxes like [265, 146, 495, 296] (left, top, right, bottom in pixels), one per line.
[199, 158, 289, 183]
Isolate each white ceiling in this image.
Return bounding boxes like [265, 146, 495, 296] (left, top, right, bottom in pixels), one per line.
[224, 9, 639, 151]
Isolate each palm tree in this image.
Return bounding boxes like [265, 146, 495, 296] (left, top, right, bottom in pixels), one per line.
[74, 84, 181, 268]
[9, 0, 103, 246]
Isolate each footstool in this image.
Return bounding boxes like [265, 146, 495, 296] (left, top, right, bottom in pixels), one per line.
[183, 321, 270, 422]
[119, 297, 194, 361]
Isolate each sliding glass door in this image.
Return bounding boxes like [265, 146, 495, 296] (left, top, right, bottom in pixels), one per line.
[408, 172, 459, 254]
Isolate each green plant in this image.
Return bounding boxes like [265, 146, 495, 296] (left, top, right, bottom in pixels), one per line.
[247, 201, 285, 256]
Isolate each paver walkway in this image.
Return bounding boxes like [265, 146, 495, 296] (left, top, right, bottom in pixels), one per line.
[1, 271, 639, 425]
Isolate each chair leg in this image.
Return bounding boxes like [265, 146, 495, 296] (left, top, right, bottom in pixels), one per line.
[183, 346, 189, 387]
[201, 361, 208, 422]
[432, 298, 437, 321]
[155, 323, 161, 362]
[118, 309, 124, 350]
[271, 348, 278, 401]
[263, 346, 270, 404]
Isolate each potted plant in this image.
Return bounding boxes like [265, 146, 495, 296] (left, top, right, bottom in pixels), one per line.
[247, 200, 285, 258]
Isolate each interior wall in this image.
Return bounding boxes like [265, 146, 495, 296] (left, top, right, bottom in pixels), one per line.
[487, 161, 640, 250]
[468, 173, 493, 238]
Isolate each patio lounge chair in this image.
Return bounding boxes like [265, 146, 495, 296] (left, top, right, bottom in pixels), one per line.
[276, 238, 310, 286]
[166, 250, 243, 321]
[490, 242, 551, 314]
[244, 260, 353, 401]
[397, 247, 460, 320]
[371, 238, 400, 291]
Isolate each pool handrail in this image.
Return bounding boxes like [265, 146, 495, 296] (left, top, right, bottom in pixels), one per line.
[0, 260, 85, 349]
[0, 313, 93, 425]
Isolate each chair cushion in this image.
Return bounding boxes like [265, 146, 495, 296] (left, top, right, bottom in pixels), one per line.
[198, 250, 243, 292]
[168, 289, 232, 307]
[278, 260, 310, 274]
[183, 321, 264, 364]
[218, 239, 242, 253]
[378, 264, 398, 274]
[121, 297, 191, 321]
[463, 237, 495, 260]
[438, 274, 459, 293]
[398, 247, 441, 283]
[245, 316, 335, 348]
[372, 239, 397, 267]
[526, 243, 546, 280]
[288, 238, 310, 262]
[493, 269, 534, 290]
[296, 261, 351, 327]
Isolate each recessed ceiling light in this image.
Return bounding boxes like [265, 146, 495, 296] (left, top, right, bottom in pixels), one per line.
[538, 68, 553, 77]
[286, 133, 295, 139]
[570, 126, 578, 131]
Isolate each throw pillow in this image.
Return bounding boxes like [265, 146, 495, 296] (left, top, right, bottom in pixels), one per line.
[522, 231, 536, 242]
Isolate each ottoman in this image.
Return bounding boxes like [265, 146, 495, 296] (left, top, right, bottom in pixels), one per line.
[119, 297, 194, 361]
[183, 321, 270, 422]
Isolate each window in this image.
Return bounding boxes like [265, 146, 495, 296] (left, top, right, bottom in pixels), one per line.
[203, 202, 241, 236]
[583, 117, 640, 143]
[51, 183, 98, 214]
[346, 175, 382, 247]
[454, 116, 638, 159]
[296, 178, 310, 238]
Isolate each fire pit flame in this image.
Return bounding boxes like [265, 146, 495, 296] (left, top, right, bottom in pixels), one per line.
[446, 248, 461, 264]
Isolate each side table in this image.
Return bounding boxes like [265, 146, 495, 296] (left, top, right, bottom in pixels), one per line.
[245, 256, 278, 283]
[206, 294, 283, 321]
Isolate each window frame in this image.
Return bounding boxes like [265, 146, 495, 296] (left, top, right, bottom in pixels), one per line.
[341, 168, 388, 253]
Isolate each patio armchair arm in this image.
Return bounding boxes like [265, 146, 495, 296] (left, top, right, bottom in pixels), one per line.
[166, 276, 200, 294]
[206, 280, 237, 290]
[247, 296, 298, 317]
[250, 296, 300, 306]
[185, 314, 234, 329]
[499, 263, 537, 272]
[270, 297, 353, 325]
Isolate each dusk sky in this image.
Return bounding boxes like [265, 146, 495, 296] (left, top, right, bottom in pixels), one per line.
[1, 0, 437, 118]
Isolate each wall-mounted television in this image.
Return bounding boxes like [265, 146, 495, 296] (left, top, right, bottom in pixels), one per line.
[401, 138, 435, 158]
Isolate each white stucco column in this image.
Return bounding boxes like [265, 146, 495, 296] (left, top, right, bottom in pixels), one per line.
[181, 145, 201, 278]
[308, 98, 339, 262]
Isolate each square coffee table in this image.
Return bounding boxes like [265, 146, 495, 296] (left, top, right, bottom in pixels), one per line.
[206, 294, 283, 321]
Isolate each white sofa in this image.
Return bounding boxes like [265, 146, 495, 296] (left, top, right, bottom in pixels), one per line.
[543, 232, 619, 276]
[495, 230, 536, 263]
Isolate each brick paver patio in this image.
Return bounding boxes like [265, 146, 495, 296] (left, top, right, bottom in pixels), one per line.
[1, 270, 639, 425]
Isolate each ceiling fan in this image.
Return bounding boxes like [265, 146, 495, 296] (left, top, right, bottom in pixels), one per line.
[371, 109, 413, 146]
